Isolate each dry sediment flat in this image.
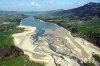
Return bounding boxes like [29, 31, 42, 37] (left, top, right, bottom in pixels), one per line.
[12, 25, 100, 66]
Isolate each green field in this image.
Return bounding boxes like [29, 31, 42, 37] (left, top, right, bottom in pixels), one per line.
[0, 55, 44, 66]
[0, 32, 14, 47]
[0, 14, 25, 47]
[0, 27, 24, 47]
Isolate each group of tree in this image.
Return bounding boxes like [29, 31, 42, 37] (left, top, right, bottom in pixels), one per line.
[84, 31, 100, 47]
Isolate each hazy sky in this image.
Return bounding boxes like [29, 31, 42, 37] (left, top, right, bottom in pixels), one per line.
[0, 0, 100, 11]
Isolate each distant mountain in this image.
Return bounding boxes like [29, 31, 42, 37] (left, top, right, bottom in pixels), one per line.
[45, 9, 65, 13]
[0, 10, 8, 14]
[0, 10, 20, 15]
[44, 2, 100, 20]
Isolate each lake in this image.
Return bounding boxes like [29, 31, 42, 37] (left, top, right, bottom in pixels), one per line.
[21, 16, 57, 38]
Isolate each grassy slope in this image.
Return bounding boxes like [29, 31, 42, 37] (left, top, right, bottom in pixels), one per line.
[0, 55, 44, 66]
[76, 18, 100, 33]
[0, 27, 24, 47]
[0, 32, 13, 47]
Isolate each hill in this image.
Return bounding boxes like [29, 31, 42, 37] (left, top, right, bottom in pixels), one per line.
[34, 2, 100, 47]
[40, 2, 100, 20]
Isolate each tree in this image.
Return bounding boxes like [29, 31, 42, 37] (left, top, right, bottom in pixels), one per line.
[71, 27, 78, 33]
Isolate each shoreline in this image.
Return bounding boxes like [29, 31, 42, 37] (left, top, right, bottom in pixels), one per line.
[12, 17, 100, 66]
[35, 18, 100, 60]
[36, 18, 100, 50]
[38, 18, 60, 28]
[12, 25, 36, 52]
[12, 25, 56, 66]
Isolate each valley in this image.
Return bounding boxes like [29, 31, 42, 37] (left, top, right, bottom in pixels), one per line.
[0, 2, 100, 66]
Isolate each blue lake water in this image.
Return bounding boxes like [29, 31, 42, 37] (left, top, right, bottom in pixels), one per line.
[21, 16, 57, 30]
[21, 16, 57, 38]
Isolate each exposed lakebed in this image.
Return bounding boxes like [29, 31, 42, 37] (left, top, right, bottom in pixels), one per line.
[20, 16, 100, 66]
[21, 16, 58, 38]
